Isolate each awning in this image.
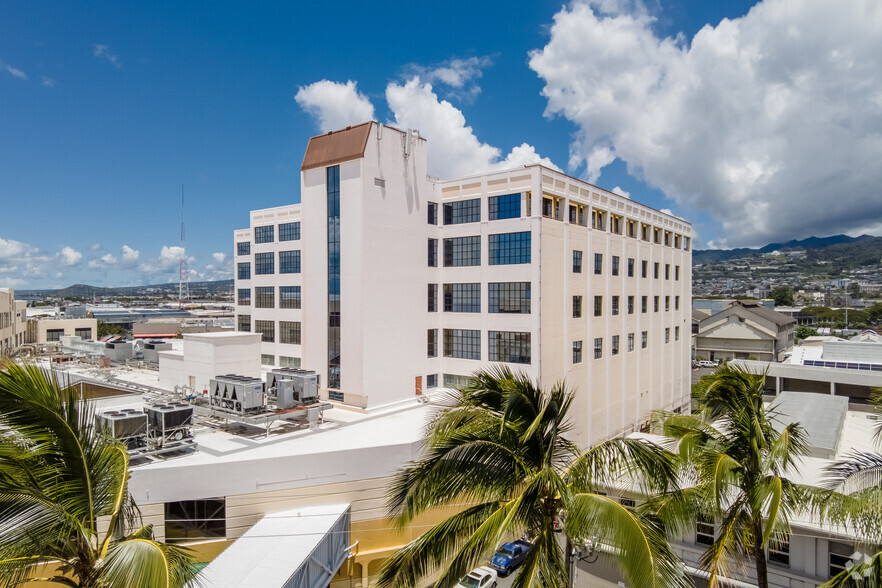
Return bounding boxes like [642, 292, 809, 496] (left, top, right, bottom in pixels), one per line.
[193, 503, 351, 588]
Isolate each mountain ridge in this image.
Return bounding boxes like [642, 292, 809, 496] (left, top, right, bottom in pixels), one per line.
[693, 234, 878, 265]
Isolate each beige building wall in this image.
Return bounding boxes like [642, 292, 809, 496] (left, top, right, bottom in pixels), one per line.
[27, 317, 98, 344]
[1, 288, 30, 354]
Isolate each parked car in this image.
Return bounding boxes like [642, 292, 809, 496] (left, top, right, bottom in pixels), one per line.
[456, 566, 498, 588]
[697, 360, 719, 368]
[489, 540, 533, 576]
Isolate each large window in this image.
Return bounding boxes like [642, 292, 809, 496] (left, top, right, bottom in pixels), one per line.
[237, 314, 250, 332]
[280, 286, 301, 309]
[444, 199, 481, 224]
[627, 296, 634, 314]
[443, 329, 481, 360]
[573, 341, 582, 363]
[573, 250, 582, 273]
[165, 498, 225, 543]
[594, 296, 602, 317]
[829, 542, 854, 578]
[427, 329, 438, 358]
[254, 320, 274, 342]
[74, 327, 92, 340]
[594, 253, 602, 274]
[612, 296, 620, 316]
[444, 236, 481, 267]
[489, 231, 531, 265]
[428, 202, 438, 225]
[489, 193, 520, 220]
[261, 354, 275, 366]
[641, 296, 648, 313]
[428, 238, 438, 267]
[327, 166, 341, 390]
[443, 283, 481, 312]
[45, 329, 64, 342]
[488, 282, 531, 314]
[236, 242, 250, 256]
[280, 356, 300, 368]
[768, 539, 790, 567]
[443, 374, 472, 389]
[641, 260, 648, 278]
[654, 262, 660, 279]
[279, 250, 301, 274]
[279, 222, 300, 241]
[627, 258, 634, 277]
[612, 335, 620, 355]
[255, 286, 274, 308]
[237, 262, 251, 280]
[696, 515, 715, 546]
[254, 225, 274, 244]
[428, 284, 438, 312]
[612, 256, 620, 276]
[254, 252, 274, 275]
[237, 288, 251, 306]
[488, 331, 531, 364]
[426, 374, 438, 388]
[280, 321, 301, 345]
[573, 295, 583, 318]
[594, 337, 603, 359]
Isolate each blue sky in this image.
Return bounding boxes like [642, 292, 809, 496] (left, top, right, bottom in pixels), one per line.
[2, 0, 880, 289]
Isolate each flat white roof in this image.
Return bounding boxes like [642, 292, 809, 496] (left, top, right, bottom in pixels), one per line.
[194, 503, 350, 588]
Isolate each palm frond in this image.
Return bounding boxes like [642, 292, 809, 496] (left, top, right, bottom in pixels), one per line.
[100, 537, 202, 588]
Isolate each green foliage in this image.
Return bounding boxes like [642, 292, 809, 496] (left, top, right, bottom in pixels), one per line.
[770, 286, 794, 307]
[0, 362, 201, 587]
[379, 366, 687, 588]
[97, 321, 126, 338]
[795, 326, 818, 342]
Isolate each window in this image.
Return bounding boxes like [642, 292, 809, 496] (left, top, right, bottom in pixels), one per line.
[254, 252, 274, 275]
[261, 354, 275, 366]
[594, 253, 603, 274]
[443, 283, 481, 312]
[573, 341, 582, 363]
[428, 238, 438, 267]
[489, 193, 521, 220]
[488, 331, 531, 364]
[573, 250, 582, 273]
[675, 296, 680, 311]
[279, 250, 300, 274]
[237, 262, 251, 280]
[612, 296, 619, 316]
[254, 320, 274, 342]
[641, 260, 648, 278]
[594, 296, 602, 317]
[592, 209, 605, 230]
[654, 296, 659, 312]
[665, 264, 670, 280]
[627, 258, 634, 277]
[255, 286, 274, 308]
[829, 542, 854, 578]
[654, 262, 659, 279]
[627, 219, 637, 238]
[443, 329, 481, 360]
[488, 282, 531, 314]
[237, 288, 251, 306]
[279, 222, 300, 241]
[280, 321, 301, 345]
[443, 199, 481, 224]
[768, 538, 790, 567]
[426, 374, 438, 388]
[254, 225, 274, 244]
[594, 337, 603, 359]
[612, 335, 620, 355]
[696, 514, 715, 546]
[665, 328, 670, 343]
[280, 286, 301, 309]
[280, 356, 301, 368]
[641, 331, 648, 349]
[619, 497, 635, 508]
[444, 236, 481, 267]
[612, 256, 620, 276]
[74, 327, 92, 340]
[665, 296, 670, 311]
[627, 333, 634, 352]
[627, 296, 634, 314]
[427, 329, 437, 358]
[428, 284, 438, 312]
[236, 242, 250, 256]
[237, 314, 250, 332]
[542, 197, 553, 218]
[165, 498, 225, 543]
[428, 202, 438, 225]
[443, 374, 472, 389]
[45, 329, 64, 342]
[489, 231, 531, 265]
[675, 326, 680, 341]
[675, 265, 680, 280]
[573, 295, 582, 318]
[641, 296, 648, 313]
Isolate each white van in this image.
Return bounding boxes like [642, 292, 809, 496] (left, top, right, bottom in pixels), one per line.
[697, 360, 718, 368]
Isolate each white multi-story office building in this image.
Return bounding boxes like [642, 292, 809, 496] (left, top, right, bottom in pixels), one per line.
[234, 122, 692, 446]
[0, 288, 27, 356]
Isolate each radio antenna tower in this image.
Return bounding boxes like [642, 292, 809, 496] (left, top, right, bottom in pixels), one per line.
[178, 185, 190, 308]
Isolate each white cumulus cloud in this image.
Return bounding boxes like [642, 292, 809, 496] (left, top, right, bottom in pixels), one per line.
[529, 0, 882, 246]
[57, 246, 83, 267]
[121, 245, 139, 264]
[212, 252, 226, 264]
[612, 186, 631, 199]
[295, 80, 375, 133]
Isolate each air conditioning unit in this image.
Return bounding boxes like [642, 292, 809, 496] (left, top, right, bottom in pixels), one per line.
[145, 403, 193, 447]
[95, 409, 148, 449]
[209, 375, 266, 414]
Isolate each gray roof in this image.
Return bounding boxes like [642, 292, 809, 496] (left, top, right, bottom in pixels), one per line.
[734, 300, 796, 327]
[771, 392, 847, 459]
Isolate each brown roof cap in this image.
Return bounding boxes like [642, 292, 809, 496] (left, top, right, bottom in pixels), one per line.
[301, 122, 373, 171]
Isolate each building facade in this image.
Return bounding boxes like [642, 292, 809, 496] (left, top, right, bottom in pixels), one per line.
[234, 122, 692, 446]
[695, 300, 796, 363]
[26, 317, 98, 344]
[0, 288, 27, 355]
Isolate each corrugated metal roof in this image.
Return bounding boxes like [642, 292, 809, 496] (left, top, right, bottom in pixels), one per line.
[301, 122, 372, 171]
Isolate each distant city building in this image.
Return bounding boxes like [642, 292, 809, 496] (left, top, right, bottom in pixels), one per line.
[0, 288, 27, 355]
[694, 300, 796, 362]
[26, 317, 98, 344]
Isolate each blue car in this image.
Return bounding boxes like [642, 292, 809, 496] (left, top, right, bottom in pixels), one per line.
[489, 540, 532, 576]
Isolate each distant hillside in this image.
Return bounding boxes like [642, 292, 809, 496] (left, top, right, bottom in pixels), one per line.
[693, 234, 878, 265]
[18, 280, 233, 299]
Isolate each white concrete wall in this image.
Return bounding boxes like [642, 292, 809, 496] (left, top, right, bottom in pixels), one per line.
[158, 332, 262, 393]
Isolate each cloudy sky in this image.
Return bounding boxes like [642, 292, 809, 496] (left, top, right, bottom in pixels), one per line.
[2, 0, 880, 289]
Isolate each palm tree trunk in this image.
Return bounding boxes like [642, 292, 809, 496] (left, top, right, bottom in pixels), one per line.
[752, 528, 769, 588]
[566, 536, 574, 588]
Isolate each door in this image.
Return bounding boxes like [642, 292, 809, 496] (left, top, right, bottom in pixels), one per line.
[415, 376, 422, 396]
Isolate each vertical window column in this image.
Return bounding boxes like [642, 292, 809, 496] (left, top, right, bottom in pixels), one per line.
[327, 166, 341, 391]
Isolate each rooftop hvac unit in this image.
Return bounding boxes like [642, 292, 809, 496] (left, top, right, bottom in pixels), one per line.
[145, 403, 193, 447]
[95, 410, 148, 449]
[209, 374, 266, 414]
[269, 369, 319, 407]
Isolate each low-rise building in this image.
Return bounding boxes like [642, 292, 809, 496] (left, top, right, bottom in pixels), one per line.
[694, 300, 795, 362]
[26, 317, 99, 344]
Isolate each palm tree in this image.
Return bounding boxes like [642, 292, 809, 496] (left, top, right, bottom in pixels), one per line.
[653, 364, 820, 588]
[821, 391, 882, 587]
[378, 366, 686, 588]
[0, 362, 201, 587]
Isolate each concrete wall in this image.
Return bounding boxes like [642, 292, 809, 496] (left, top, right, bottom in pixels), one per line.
[27, 317, 98, 344]
[159, 332, 262, 393]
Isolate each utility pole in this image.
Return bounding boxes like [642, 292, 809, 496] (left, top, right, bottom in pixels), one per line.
[178, 185, 190, 309]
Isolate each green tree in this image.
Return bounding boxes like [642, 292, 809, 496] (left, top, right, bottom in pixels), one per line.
[96, 321, 126, 338]
[653, 365, 823, 588]
[795, 325, 818, 342]
[0, 362, 200, 587]
[770, 286, 795, 307]
[378, 367, 685, 588]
